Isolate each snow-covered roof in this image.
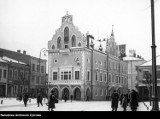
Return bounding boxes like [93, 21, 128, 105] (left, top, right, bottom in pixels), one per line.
[0, 57, 7, 63]
[2, 56, 26, 65]
[140, 55, 160, 67]
[123, 56, 143, 61]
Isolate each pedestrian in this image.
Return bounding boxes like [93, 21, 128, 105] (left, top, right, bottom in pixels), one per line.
[111, 90, 119, 111]
[64, 94, 67, 102]
[119, 93, 124, 105]
[48, 90, 57, 111]
[121, 94, 128, 111]
[129, 89, 139, 111]
[23, 92, 29, 107]
[70, 95, 73, 102]
[37, 93, 43, 107]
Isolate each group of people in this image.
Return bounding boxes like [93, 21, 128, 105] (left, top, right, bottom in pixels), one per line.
[111, 89, 139, 111]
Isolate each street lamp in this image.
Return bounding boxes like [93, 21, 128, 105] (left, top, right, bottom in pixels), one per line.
[39, 48, 48, 95]
[150, 0, 159, 111]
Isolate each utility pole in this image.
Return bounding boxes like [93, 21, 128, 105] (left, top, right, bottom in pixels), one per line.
[150, 0, 159, 111]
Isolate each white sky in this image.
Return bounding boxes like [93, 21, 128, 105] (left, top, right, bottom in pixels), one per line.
[0, 0, 160, 61]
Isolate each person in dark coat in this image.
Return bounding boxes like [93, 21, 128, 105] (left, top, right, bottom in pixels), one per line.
[121, 94, 128, 111]
[70, 95, 73, 102]
[23, 93, 29, 107]
[119, 93, 124, 105]
[111, 90, 119, 111]
[129, 90, 139, 111]
[48, 90, 57, 111]
[64, 94, 67, 102]
[37, 93, 43, 107]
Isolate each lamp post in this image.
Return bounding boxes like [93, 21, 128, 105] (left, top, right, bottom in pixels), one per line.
[150, 0, 159, 111]
[39, 48, 48, 95]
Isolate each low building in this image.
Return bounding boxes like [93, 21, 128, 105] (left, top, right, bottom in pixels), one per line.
[0, 57, 8, 97]
[136, 55, 160, 101]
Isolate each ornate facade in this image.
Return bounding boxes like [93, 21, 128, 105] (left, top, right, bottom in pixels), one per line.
[48, 13, 128, 101]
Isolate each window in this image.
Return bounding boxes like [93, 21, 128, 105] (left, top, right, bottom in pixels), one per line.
[3, 70, 7, 78]
[37, 65, 40, 72]
[14, 70, 18, 80]
[112, 74, 114, 82]
[71, 35, 76, 47]
[41, 66, 44, 73]
[101, 89, 103, 96]
[75, 71, 80, 80]
[32, 64, 35, 71]
[104, 74, 107, 82]
[100, 73, 103, 81]
[61, 71, 71, 80]
[25, 71, 29, 80]
[87, 71, 90, 81]
[0, 69, 2, 79]
[57, 37, 61, 49]
[53, 72, 58, 80]
[96, 89, 98, 96]
[78, 42, 81, 47]
[109, 74, 111, 82]
[96, 72, 98, 81]
[116, 76, 118, 83]
[9, 69, 13, 79]
[52, 45, 55, 49]
[64, 27, 69, 44]
[157, 71, 160, 79]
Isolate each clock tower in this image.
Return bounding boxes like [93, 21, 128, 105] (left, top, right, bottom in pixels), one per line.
[62, 11, 73, 24]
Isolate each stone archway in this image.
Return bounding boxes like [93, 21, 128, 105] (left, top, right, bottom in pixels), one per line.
[74, 88, 81, 100]
[52, 88, 59, 99]
[86, 88, 91, 101]
[62, 88, 70, 100]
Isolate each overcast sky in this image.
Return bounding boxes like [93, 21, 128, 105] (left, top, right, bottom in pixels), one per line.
[0, 0, 160, 61]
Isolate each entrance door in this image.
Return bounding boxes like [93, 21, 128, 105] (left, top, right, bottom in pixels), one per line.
[74, 88, 81, 100]
[62, 88, 69, 100]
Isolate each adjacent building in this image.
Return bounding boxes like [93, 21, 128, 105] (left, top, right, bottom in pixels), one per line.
[0, 57, 8, 97]
[136, 55, 160, 101]
[47, 12, 128, 101]
[0, 48, 47, 97]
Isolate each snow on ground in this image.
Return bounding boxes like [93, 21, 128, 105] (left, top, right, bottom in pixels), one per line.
[0, 98, 155, 111]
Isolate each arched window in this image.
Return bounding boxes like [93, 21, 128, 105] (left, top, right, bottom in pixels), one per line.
[64, 27, 69, 44]
[57, 37, 61, 49]
[109, 74, 111, 82]
[78, 42, 81, 47]
[52, 45, 55, 49]
[71, 35, 76, 47]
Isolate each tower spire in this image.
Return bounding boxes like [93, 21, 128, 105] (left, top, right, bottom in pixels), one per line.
[111, 25, 114, 36]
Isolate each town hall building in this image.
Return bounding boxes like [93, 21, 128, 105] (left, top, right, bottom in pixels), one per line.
[47, 12, 128, 101]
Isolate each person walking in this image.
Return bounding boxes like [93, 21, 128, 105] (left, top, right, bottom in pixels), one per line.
[48, 90, 57, 111]
[23, 92, 29, 107]
[70, 95, 73, 102]
[129, 90, 139, 111]
[121, 94, 128, 111]
[111, 90, 119, 111]
[37, 93, 43, 107]
[64, 94, 67, 102]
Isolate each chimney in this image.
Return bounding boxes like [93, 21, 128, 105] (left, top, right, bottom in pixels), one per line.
[17, 50, 21, 53]
[23, 50, 26, 55]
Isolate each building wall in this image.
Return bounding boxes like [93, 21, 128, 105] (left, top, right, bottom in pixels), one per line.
[0, 61, 8, 97]
[137, 65, 160, 101]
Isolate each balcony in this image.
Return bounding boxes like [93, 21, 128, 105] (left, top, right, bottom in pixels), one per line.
[49, 80, 83, 85]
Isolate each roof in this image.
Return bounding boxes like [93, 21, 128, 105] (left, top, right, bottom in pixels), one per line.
[2, 56, 26, 65]
[123, 56, 144, 61]
[0, 57, 7, 63]
[140, 55, 160, 67]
